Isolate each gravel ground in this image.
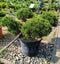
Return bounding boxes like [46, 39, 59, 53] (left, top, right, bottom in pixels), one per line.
[0, 39, 54, 64]
[0, 33, 14, 50]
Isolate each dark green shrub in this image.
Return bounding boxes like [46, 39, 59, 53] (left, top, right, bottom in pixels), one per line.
[21, 2, 29, 8]
[16, 8, 33, 21]
[42, 3, 50, 11]
[0, 2, 8, 9]
[0, 11, 6, 17]
[49, 4, 56, 10]
[14, 4, 21, 10]
[31, 3, 38, 12]
[0, 0, 4, 2]
[0, 18, 2, 26]
[54, 3, 60, 11]
[21, 17, 52, 40]
[41, 11, 58, 27]
[8, 4, 16, 10]
[28, 0, 34, 3]
[1, 16, 22, 35]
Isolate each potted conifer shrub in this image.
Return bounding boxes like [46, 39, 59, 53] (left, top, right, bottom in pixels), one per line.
[20, 17, 52, 57]
[1, 16, 22, 35]
[41, 11, 58, 27]
[16, 8, 33, 22]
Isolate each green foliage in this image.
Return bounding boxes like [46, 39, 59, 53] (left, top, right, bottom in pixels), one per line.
[0, 11, 6, 17]
[1, 16, 22, 35]
[42, 3, 59, 11]
[0, 49, 7, 57]
[21, 16, 52, 40]
[16, 8, 33, 21]
[0, 2, 8, 9]
[0, 0, 4, 2]
[54, 2, 60, 10]
[49, 4, 56, 10]
[20, 2, 29, 8]
[41, 11, 58, 27]
[31, 2, 38, 12]
[8, 4, 16, 9]
[42, 3, 50, 11]
[0, 61, 4, 64]
[0, 18, 2, 26]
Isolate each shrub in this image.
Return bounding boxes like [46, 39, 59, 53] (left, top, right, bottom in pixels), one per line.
[28, 0, 34, 3]
[21, 17, 52, 40]
[42, 3, 50, 11]
[0, 11, 6, 17]
[21, 2, 29, 8]
[9, 4, 15, 9]
[55, 3, 60, 11]
[41, 11, 58, 27]
[1, 16, 22, 35]
[0, 2, 5, 8]
[16, 8, 33, 21]
[8, 4, 17, 10]
[14, 4, 21, 10]
[0, 2, 8, 9]
[49, 4, 56, 10]
[0, 18, 2, 26]
[31, 3, 38, 12]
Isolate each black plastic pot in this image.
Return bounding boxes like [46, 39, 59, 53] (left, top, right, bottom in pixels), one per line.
[20, 39, 41, 57]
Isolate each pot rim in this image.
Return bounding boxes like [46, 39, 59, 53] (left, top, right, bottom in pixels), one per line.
[20, 38, 42, 42]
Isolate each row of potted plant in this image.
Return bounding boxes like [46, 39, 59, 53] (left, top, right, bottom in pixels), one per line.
[0, 0, 60, 14]
[15, 8, 58, 27]
[0, 7, 58, 57]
